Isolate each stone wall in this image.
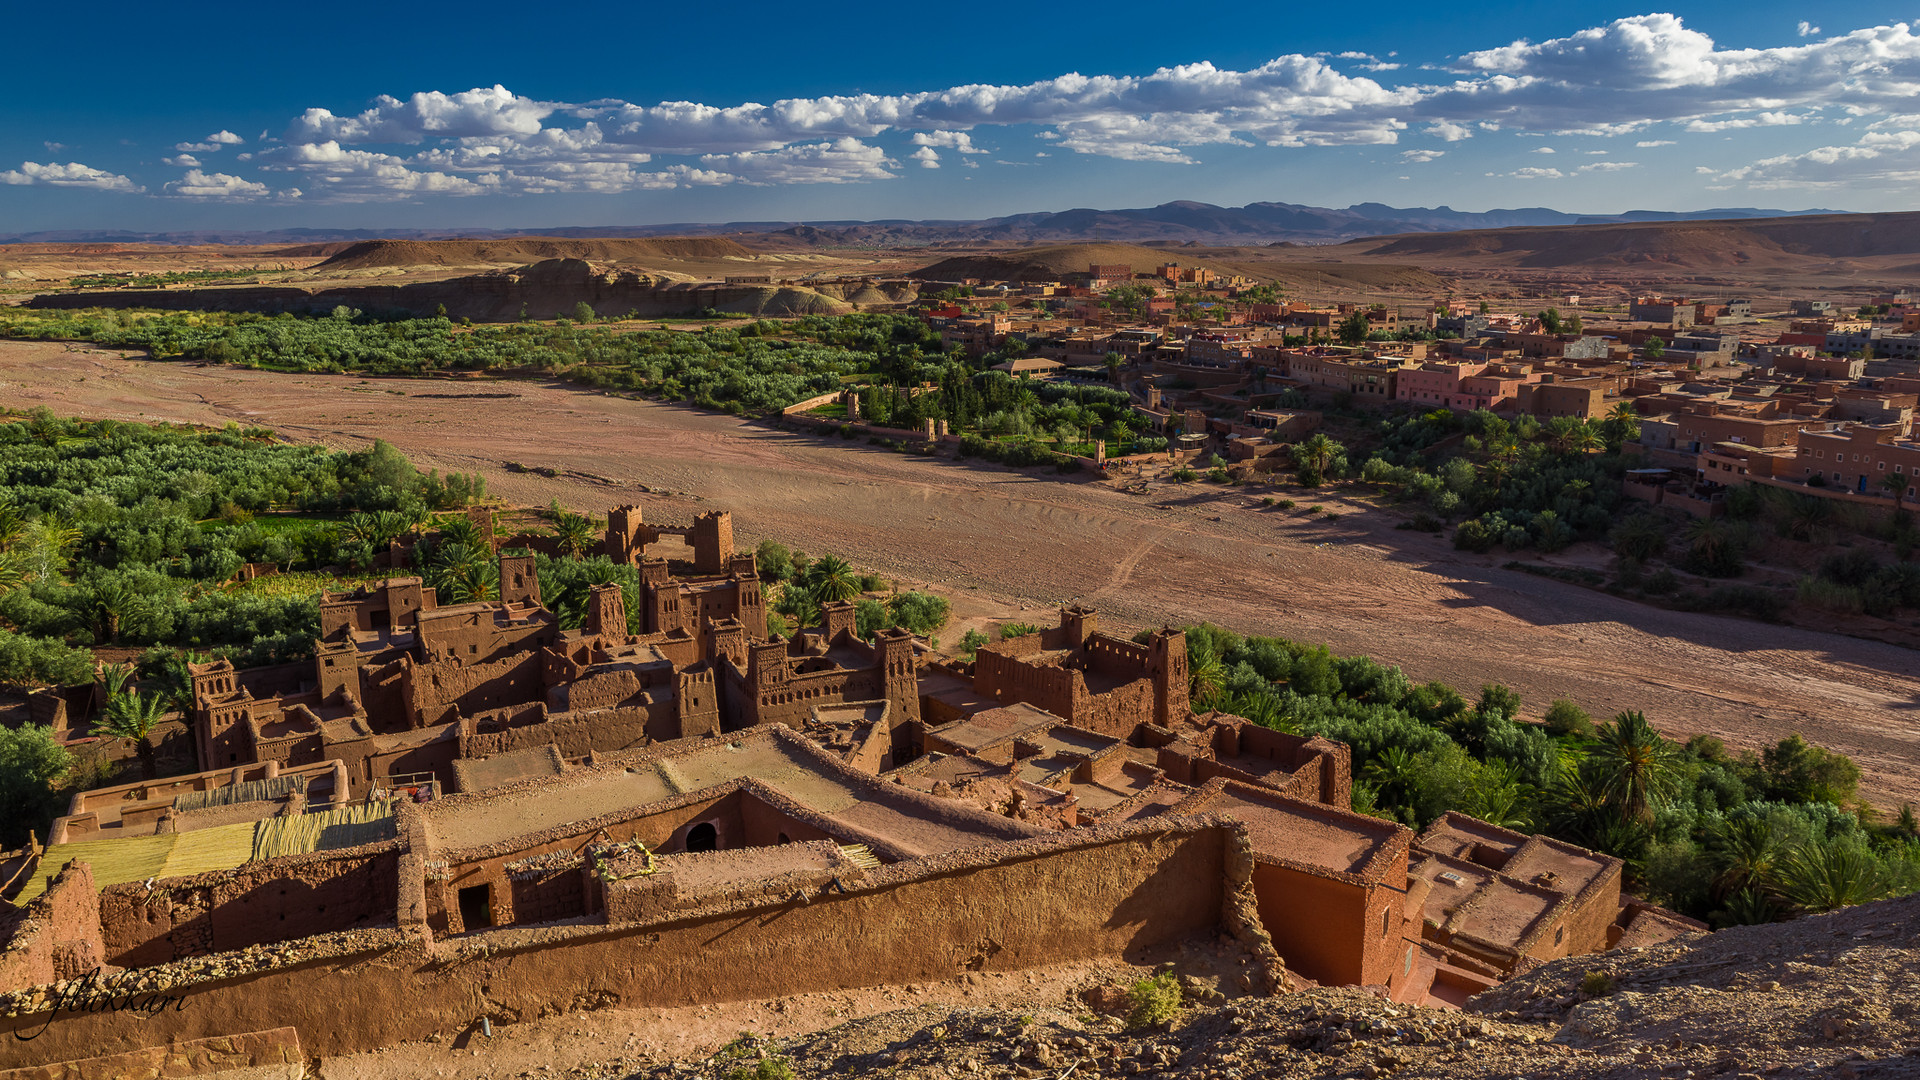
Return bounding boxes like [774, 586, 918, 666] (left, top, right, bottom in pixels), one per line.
[0, 819, 1244, 1067]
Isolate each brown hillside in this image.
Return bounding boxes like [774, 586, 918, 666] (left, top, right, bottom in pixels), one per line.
[268, 242, 360, 258]
[914, 243, 1446, 293]
[1335, 210, 1920, 269]
[914, 243, 1236, 281]
[315, 236, 757, 271]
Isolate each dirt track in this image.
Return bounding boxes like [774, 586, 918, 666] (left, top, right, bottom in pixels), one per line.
[6, 341, 1919, 804]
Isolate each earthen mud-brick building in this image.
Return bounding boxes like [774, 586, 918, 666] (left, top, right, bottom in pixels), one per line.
[0, 509, 1687, 1074]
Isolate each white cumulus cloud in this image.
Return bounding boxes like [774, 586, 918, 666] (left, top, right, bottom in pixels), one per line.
[164, 169, 270, 199]
[0, 161, 143, 192]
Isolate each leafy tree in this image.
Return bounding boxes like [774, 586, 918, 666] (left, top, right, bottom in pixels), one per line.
[0, 725, 72, 847]
[1758, 734, 1862, 805]
[755, 539, 795, 582]
[1645, 337, 1666, 361]
[1336, 311, 1371, 346]
[958, 628, 990, 658]
[887, 591, 950, 635]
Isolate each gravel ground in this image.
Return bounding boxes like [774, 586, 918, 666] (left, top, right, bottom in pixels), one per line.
[618, 893, 1920, 1080]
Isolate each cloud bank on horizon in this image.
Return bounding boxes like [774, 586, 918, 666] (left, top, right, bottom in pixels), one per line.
[9, 12, 1920, 206]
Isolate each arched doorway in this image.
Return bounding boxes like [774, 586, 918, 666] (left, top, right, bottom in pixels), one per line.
[686, 822, 718, 853]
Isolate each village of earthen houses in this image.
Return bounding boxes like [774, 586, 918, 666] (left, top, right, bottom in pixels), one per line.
[0, 503, 1699, 1074]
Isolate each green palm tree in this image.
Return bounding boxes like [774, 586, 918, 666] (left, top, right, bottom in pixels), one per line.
[1880, 470, 1909, 510]
[1462, 760, 1534, 830]
[1774, 842, 1891, 913]
[1362, 747, 1420, 818]
[432, 542, 497, 603]
[1708, 817, 1782, 901]
[1545, 416, 1582, 454]
[1718, 888, 1781, 927]
[806, 555, 861, 604]
[549, 512, 601, 560]
[439, 515, 490, 551]
[1683, 518, 1731, 563]
[1588, 710, 1682, 824]
[342, 510, 409, 550]
[102, 689, 168, 780]
[86, 578, 144, 643]
[155, 651, 211, 720]
[1295, 433, 1339, 477]
[1187, 640, 1226, 700]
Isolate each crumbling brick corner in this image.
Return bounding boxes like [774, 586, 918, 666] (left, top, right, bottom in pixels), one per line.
[1219, 821, 1290, 996]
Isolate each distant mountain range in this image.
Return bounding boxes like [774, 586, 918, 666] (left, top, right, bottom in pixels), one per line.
[0, 201, 1844, 249]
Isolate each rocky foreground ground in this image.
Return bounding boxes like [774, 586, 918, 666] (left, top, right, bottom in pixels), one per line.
[609, 893, 1920, 1080]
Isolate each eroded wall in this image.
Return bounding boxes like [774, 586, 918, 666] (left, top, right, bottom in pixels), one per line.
[0, 822, 1237, 1067]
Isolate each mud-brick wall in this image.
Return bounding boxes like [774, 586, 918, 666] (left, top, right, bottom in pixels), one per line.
[407, 653, 545, 727]
[509, 870, 586, 926]
[973, 650, 1081, 720]
[1074, 682, 1156, 740]
[0, 824, 1235, 1067]
[0, 862, 104, 991]
[98, 849, 400, 967]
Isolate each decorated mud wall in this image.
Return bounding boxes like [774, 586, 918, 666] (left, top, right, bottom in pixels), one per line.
[0, 820, 1240, 1067]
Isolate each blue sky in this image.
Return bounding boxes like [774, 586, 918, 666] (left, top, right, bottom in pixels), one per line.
[6, 3, 1920, 231]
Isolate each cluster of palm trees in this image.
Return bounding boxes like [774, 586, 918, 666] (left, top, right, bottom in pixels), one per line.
[772, 556, 862, 630]
[95, 654, 202, 780]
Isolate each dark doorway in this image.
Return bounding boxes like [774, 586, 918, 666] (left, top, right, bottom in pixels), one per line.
[686, 822, 718, 852]
[370, 607, 392, 630]
[457, 885, 492, 930]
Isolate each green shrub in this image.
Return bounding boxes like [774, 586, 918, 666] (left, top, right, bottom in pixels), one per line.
[727, 1057, 797, 1080]
[1542, 699, 1593, 738]
[998, 621, 1041, 640]
[887, 591, 951, 635]
[1580, 970, 1616, 997]
[1125, 973, 1183, 1030]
